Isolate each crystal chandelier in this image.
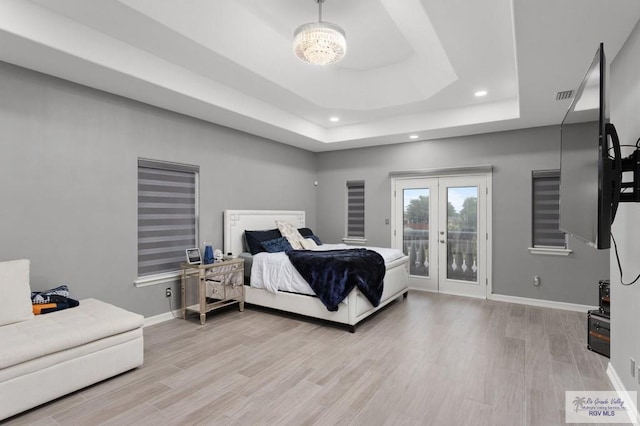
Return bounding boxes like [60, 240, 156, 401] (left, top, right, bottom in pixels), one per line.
[293, 0, 346, 66]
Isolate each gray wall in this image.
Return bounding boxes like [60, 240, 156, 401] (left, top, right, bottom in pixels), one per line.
[0, 56, 615, 318]
[316, 126, 609, 305]
[0, 62, 317, 318]
[610, 19, 640, 396]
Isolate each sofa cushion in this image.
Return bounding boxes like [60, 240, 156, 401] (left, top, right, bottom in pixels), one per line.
[0, 260, 33, 326]
[0, 298, 143, 370]
[0, 327, 142, 383]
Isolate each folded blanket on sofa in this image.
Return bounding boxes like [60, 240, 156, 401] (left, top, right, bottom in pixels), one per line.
[31, 284, 70, 304]
[31, 285, 79, 315]
[32, 299, 79, 315]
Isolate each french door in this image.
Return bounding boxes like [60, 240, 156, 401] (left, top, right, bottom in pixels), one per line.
[392, 175, 489, 298]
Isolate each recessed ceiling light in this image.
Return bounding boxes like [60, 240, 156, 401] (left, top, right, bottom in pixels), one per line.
[329, 116, 340, 122]
[474, 90, 488, 97]
[409, 134, 419, 139]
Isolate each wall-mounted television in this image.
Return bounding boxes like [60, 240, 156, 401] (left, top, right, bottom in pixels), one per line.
[559, 43, 622, 250]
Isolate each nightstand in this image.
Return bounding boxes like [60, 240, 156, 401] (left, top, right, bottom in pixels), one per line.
[180, 258, 244, 325]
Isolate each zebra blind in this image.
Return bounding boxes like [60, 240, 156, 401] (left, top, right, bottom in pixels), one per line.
[347, 180, 365, 238]
[138, 159, 199, 277]
[532, 170, 566, 247]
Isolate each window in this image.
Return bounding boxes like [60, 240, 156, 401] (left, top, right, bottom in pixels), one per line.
[346, 180, 365, 239]
[137, 158, 199, 279]
[531, 170, 567, 249]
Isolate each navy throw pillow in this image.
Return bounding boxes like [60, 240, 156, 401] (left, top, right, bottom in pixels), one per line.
[309, 234, 323, 245]
[245, 229, 282, 255]
[298, 228, 323, 245]
[261, 237, 293, 253]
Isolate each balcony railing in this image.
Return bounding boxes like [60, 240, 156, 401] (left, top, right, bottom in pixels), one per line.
[403, 229, 478, 282]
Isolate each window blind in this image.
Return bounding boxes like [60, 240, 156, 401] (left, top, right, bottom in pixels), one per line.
[532, 170, 565, 247]
[138, 159, 199, 277]
[347, 180, 365, 238]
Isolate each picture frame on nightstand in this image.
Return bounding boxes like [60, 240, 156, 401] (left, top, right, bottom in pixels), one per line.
[185, 248, 201, 264]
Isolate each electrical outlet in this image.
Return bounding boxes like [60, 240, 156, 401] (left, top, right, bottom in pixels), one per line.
[165, 288, 172, 298]
[632, 358, 636, 377]
[533, 276, 541, 286]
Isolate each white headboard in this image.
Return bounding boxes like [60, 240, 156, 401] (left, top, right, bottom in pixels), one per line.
[223, 210, 306, 255]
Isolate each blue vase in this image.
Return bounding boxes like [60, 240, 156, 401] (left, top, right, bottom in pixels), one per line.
[203, 245, 214, 264]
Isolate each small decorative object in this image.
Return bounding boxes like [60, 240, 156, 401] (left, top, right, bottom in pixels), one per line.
[186, 248, 202, 265]
[203, 243, 214, 264]
[214, 249, 223, 262]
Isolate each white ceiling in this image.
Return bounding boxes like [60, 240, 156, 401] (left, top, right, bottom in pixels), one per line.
[0, 0, 639, 152]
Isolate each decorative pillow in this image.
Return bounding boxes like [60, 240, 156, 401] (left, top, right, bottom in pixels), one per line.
[276, 221, 305, 250]
[245, 229, 282, 255]
[300, 238, 318, 249]
[298, 228, 314, 237]
[298, 228, 323, 245]
[0, 259, 34, 326]
[309, 235, 322, 245]
[261, 237, 293, 253]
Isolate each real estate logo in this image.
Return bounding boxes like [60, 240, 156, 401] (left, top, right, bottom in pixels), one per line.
[565, 391, 637, 423]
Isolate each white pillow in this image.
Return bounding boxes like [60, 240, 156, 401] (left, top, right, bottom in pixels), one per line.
[300, 238, 318, 249]
[276, 221, 305, 250]
[0, 259, 34, 326]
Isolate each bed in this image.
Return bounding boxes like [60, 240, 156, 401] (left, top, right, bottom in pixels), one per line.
[223, 210, 409, 331]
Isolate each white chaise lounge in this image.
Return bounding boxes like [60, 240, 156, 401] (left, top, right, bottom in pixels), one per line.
[0, 260, 144, 421]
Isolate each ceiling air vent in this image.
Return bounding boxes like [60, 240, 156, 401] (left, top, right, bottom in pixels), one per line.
[555, 90, 574, 101]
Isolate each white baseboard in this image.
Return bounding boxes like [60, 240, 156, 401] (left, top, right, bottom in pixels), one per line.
[489, 293, 597, 312]
[607, 362, 640, 425]
[144, 303, 211, 327]
[407, 286, 438, 293]
[411, 289, 597, 312]
[146, 293, 593, 326]
[143, 310, 181, 327]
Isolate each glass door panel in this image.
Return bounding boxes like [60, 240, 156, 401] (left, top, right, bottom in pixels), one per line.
[393, 178, 438, 292]
[446, 186, 478, 282]
[403, 188, 430, 278]
[438, 176, 487, 299]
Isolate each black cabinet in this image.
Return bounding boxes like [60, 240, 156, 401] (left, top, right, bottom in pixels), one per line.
[587, 280, 610, 358]
[588, 310, 610, 357]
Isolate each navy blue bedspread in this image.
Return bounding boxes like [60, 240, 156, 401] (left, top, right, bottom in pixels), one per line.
[286, 249, 386, 311]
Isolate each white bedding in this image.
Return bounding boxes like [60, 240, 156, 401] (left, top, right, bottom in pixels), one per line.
[250, 244, 405, 295]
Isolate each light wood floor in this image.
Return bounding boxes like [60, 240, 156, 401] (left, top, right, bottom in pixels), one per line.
[4, 291, 612, 426]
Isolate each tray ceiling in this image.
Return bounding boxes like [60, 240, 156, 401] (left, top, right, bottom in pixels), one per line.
[0, 0, 639, 151]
